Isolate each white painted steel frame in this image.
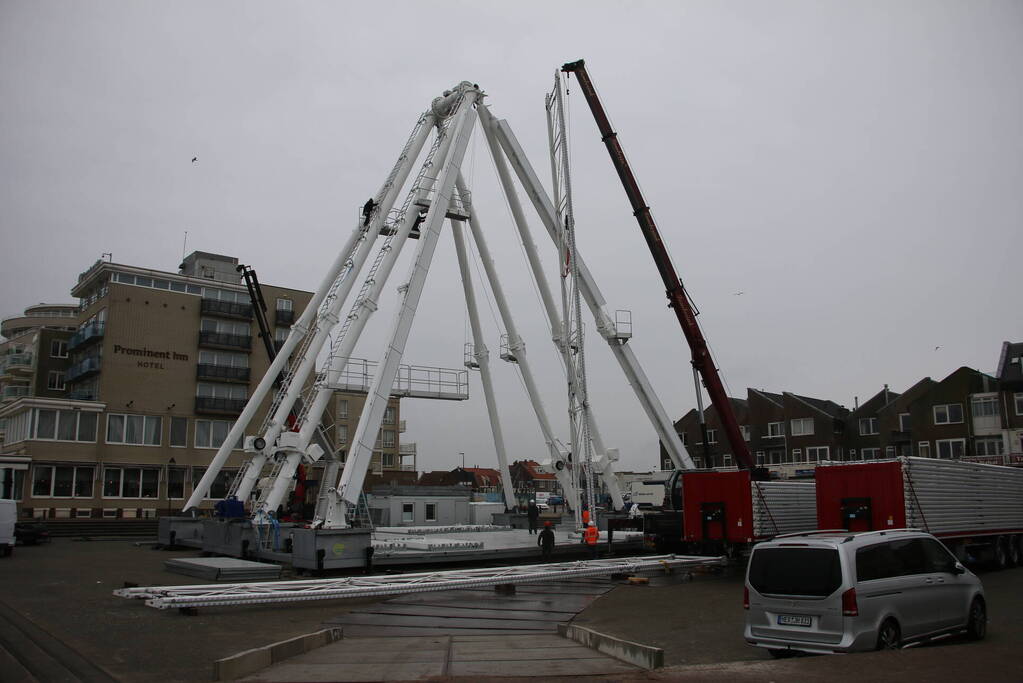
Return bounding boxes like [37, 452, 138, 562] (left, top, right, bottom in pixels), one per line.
[114, 554, 726, 609]
[480, 104, 696, 473]
[324, 86, 481, 527]
[451, 218, 517, 510]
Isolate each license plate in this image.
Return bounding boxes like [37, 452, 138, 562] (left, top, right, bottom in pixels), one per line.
[777, 614, 812, 627]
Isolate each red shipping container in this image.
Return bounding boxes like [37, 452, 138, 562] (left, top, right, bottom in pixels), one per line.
[683, 470, 755, 543]
[815, 461, 907, 532]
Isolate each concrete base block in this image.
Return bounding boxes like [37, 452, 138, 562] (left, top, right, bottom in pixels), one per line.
[558, 623, 663, 670]
[213, 627, 343, 681]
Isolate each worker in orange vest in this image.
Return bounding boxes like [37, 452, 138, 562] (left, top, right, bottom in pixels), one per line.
[581, 505, 590, 527]
[584, 521, 599, 559]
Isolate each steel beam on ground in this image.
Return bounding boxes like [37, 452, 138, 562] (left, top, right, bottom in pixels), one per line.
[114, 554, 724, 610]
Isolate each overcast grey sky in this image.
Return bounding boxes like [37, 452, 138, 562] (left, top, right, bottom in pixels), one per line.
[2, 1, 1021, 473]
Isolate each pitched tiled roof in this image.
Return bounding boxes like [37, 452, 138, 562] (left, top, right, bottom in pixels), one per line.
[787, 392, 849, 418]
[749, 389, 785, 407]
[462, 467, 503, 488]
[515, 459, 556, 480]
[997, 341, 1023, 382]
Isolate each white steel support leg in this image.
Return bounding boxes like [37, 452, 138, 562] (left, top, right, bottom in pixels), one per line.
[256, 120, 455, 519]
[325, 88, 480, 528]
[481, 105, 695, 471]
[451, 218, 516, 511]
[184, 220, 373, 512]
[455, 173, 563, 461]
[234, 117, 437, 504]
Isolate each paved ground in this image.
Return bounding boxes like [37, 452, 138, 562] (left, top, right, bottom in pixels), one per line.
[2, 539, 1022, 682]
[239, 634, 639, 682]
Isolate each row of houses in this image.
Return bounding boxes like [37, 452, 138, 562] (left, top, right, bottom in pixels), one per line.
[662, 342, 1023, 478]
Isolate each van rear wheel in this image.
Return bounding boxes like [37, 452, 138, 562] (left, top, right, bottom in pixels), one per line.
[876, 619, 901, 650]
[967, 598, 986, 641]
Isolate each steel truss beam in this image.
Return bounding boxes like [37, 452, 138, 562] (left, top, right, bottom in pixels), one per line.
[115, 554, 724, 610]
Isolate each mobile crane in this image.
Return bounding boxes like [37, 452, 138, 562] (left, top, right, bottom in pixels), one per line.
[561, 59, 754, 472]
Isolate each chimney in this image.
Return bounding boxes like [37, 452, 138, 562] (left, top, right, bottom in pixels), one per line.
[884, 384, 889, 403]
[854, 396, 859, 410]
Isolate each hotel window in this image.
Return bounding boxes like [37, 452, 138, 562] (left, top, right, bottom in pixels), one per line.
[806, 446, 829, 462]
[975, 437, 1004, 456]
[859, 417, 879, 435]
[338, 400, 348, 419]
[1, 468, 26, 501]
[740, 425, 750, 441]
[885, 446, 896, 458]
[706, 429, 717, 444]
[425, 503, 437, 522]
[933, 404, 963, 425]
[32, 409, 97, 442]
[755, 451, 765, 465]
[382, 429, 395, 449]
[197, 382, 247, 400]
[402, 503, 414, 523]
[31, 465, 94, 498]
[195, 419, 242, 449]
[106, 414, 162, 446]
[102, 467, 159, 498]
[383, 453, 395, 468]
[918, 441, 931, 458]
[790, 449, 802, 463]
[767, 422, 784, 438]
[200, 318, 249, 336]
[936, 439, 965, 459]
[383, 406, 396, 425]
[198, 350, 248, 367]
[337, 424, 348, 445]
[50, 340, 68, 358]
[861, 447, 880, 460]
[899, 413, 911, 431]
[47, 371, 66, 391]
[680, 432, 688, 446]
[722, 454, 733, 466]
[167, 467, 187, 499]
[1016, 393, 1023, 415]
[170, 417, 188, 447]
[274, 327, 289, 343]
[191, 467, 236, 499]
[276, 298, 293, 312]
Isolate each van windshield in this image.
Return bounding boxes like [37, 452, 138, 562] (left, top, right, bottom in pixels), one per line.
[749, 547, 842, 598]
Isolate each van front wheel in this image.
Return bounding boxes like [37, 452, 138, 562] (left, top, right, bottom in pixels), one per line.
[967, 598, 986, 641]
[876, 619, 901, 650]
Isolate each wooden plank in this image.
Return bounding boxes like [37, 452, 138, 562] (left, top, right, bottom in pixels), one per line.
[449, 657, 637, 677]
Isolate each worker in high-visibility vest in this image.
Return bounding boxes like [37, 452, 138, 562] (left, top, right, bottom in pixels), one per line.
[584, 520, 599, 559]
[581, 505, 590, 527]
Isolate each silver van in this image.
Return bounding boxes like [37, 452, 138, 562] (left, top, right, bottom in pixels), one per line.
[744, 529, 986, 655]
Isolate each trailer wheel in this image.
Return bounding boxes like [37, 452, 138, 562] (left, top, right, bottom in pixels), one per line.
[1008, 536, 1021, 568]
[993, 537, 1008, 570]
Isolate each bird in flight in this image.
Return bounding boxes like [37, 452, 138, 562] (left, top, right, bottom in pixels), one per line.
[733, 291, 744, 296]
[934, 346, 941, 351]
[191, 157, 198, 163]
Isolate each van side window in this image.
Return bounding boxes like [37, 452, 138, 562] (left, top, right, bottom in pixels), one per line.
[921, 538, 957, 573]
[856, 539, 928, 581]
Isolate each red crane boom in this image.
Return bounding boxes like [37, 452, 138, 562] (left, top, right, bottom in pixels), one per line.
[561, 59, 754, 470]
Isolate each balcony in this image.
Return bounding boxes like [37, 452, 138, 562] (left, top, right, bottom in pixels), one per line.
[69, 323, 105, 351]
[0, 353, 33, 377]
[196, 364, 251, 383]
[1, 385, 29, 401]
[66, 357, 102, 383]
[201, 298, 253, 320]
[198, 331, 252, 351]
[195, 396, 248, 415]
[275, 308, 295, 326]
